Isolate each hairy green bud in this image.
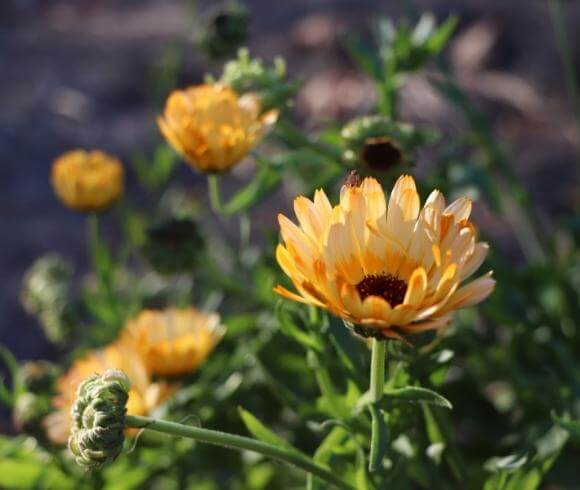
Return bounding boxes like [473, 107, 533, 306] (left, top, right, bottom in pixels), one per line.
[219, 48, 298, 111]
[20, 254, 75, 345]
[68, 370, 130, 469]
[341, 115, 437, 172]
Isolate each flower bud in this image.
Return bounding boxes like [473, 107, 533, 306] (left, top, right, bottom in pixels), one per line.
[13, 393, 50, 436]
[19, 360, 59, 393]
[68, 370, 130, 469]
[341, 115, 437, 173]
[20, 254, 75, 345]
[141, 218, 204, 275]
[198, 1, 249, 59]
[220, 48, 297, 111]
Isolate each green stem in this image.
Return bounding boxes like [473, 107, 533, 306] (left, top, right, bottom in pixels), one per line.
[370, 339, 386, 403]
[125, 415, 354, 490]
[207, 174, 224, 215]
[87, 214, 119, 326]
[368, 339, 386, 472]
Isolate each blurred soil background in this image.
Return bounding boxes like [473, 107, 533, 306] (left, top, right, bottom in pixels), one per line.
[1, 0, 578, 364]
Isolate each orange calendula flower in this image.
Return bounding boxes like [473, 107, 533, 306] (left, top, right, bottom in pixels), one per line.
[158, 84, 278, 173]
[120, 307, 225, 377]
[51, 149, 124, 212]
[45, 343, 177, 445]
[275, 174, 495, 340]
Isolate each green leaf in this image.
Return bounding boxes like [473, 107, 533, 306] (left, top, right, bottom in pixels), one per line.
[484, 454, 528, 474]
[424, 15, 458, 55]
[422, 405, 467, 482]
[224, 164, 281, 215]
[355, 447, 371, 490]
[344, 37, 382, 80]
[238, 407, 306, 457]
[384, 387, 452, 409]
[275, 302, 323, 352]
[357, 386, 452, 412]
[552, 412, 580, 439]
[483, 425, 568, 490]
[308, 426, 350, 490]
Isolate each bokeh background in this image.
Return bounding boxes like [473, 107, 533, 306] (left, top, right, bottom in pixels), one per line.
[1, 0, 578, 368]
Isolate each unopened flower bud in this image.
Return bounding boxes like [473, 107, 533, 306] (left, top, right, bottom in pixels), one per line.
[141, 218, 204, 275]
[13, 393, 50, 436]
[20, 254, 75, 345]
[341, 115, 437, 173]
[68, 370, 130, 469]
[19, 360, 59, 393]
[198, 1, 249, 59]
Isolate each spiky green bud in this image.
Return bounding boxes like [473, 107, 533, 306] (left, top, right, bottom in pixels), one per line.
[68, 370, 130, 469]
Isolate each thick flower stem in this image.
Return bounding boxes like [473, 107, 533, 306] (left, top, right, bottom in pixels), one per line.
[207, 174, 224, 215]
[368, 338, 387, 472]
[125, 415, 354, 490]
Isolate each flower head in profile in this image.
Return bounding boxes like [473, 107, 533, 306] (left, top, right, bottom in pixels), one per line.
[120, 307, 225, 377]
[51, 150, 124, 212]
[275, 174, 495, 340]
[45, 343, 176, 445]
[158, 84, 277, 173]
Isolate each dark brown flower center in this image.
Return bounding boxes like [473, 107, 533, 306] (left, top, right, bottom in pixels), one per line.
[355, 273, 407, 307]
[360, 137, 403, 172]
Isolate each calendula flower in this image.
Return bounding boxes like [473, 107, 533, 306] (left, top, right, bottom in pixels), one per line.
[45, 343, 176, 445]
[121, 307, 225, 377]
[158, 84, 277, 173]
[275, 174, 495, 340]
[51, 149, 124, 212]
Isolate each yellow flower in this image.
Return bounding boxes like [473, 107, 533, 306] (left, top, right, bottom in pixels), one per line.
[45, 343, 177, 445]
[158, 84, 278, 173]
[275, 174, 495, 340]
[120, 307, 225, 377]
[51, 149, 124, 212]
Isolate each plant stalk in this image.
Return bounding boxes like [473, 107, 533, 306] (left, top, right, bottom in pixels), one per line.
[207, 174, 224, 215]
[125, 415, 354, 490]
[368, 338, 386, 471]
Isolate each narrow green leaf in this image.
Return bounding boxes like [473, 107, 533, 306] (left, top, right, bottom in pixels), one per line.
[238, 407, 306, 457]
[383, 387, 453, 409]
[551, 412, 580, 439]
[424, 16, 459, 54]
[357, 386, 452, 412]
[224, 165, 281, 215]
[344, 37, 383, 80]
[275, 302, 323, 352]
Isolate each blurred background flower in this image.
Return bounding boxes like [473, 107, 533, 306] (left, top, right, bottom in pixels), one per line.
[158, 84, 277, 173]
[120, 306, 225, 376]
[51, 149, 124, 212]
[45, 342, 177, 445]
